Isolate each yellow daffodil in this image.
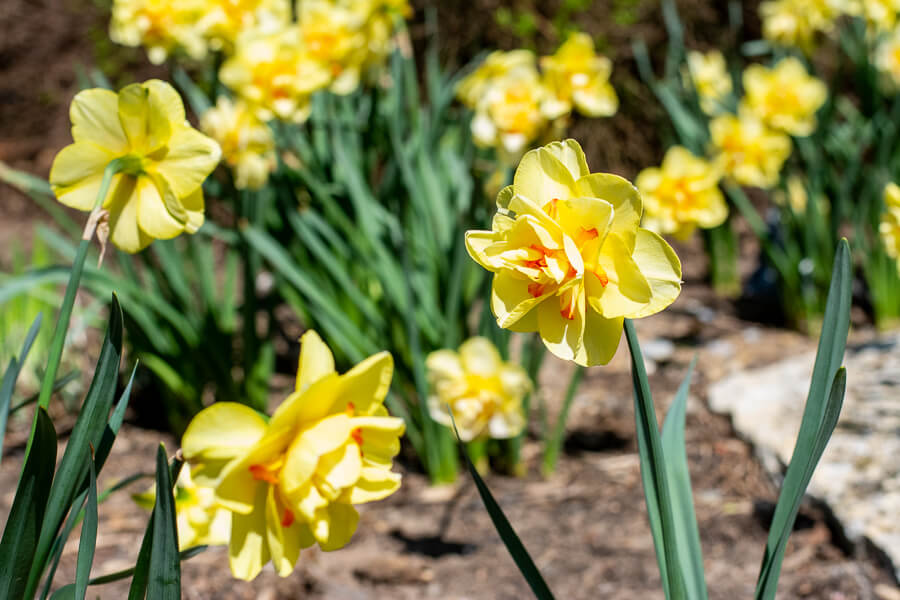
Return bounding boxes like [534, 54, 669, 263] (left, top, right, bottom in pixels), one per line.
[741, 57, 827, 137]
[759, 0, 836, 52]
[220, 26, 332, 123]
[199, 0, 291, 53]
[456, 50, 537, 109]
[841, 0, 900, 33]
[49, 80, 221, 253]
[466, 139, 682, 366]
[876, 28, 900, 87]
[710, 110, 792, 189]
[110, 0, 208, 64]
[353, 0, 412, 70]
[773, 175, 831, 215]
[637, 146, 727, 241]
[298, 1, 367, 95]
[470, 67, 553, 162]
[181, 330, 405, 580]
[540, 32, 618, 119]
[201, 97, 277, 190]
[134, 467, 231, 550]
[426, 338, 530, 442]
[880, 182, 900, 264]
[684, 50, 732, 115]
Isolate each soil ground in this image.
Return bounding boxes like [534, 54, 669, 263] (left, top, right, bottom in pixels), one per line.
[2, 0, 899, 598]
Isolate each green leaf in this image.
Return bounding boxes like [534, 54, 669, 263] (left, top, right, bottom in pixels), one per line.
[624, 319, 686, 600]
[755, 240, 852, 600]
[74, 458, 98, 600]
[0, 408, 57, 599]
[24, 295, 124, 599]
[147, 445, 181, 599]
[660, 358, 707, 600]
[1, 313, 43, 465]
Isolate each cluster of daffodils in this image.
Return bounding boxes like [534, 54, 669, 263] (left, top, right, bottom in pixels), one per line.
[425, 338, 531, 442]
[466, 140, 682, 366]
[880, 182, 900, 269]
[49, 80, 221, 253]
[650, 57, 827, 239]
[181, 331, 404, 580]
[110, 0, 411, 189]
[457, 33, 618, 163]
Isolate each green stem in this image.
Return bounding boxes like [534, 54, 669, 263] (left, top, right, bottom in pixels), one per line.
[24, 159, 125, 461]
[703, 221, 740, 298]
[541, 365, 585, 477]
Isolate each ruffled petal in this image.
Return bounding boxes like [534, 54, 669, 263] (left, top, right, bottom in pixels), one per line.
[136, 176, 185, 239]
[295, 330, 336, 394]
[629, 229, 682, 318]
[575, 173, 642, 250]
[228, 485, 270, 581]
[513, 146, 577, 205]
[575, 309, 624, 367]
[70, 89, 129, 153]
[150, 126, 221, 199]
[182, 402, 268, 461]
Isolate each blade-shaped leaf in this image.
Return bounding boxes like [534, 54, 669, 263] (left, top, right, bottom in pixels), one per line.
[754, 240, 852, 600]
[0, 313, 43, 465]
[660, 358, 707, 600]
[625, 319, 686, 600]
[0, 408, 57, 599]
[74, 459, 98, 600]
[147, 445, 181, 599]
[24, 295, 124, 599]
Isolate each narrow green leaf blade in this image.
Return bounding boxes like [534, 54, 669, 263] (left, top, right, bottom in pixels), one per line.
[147, 445, 181, 599]
[1, 313, 43, 465]
[660, 358, 707, 600]
[74, 459, 98, 600]
[0, 408, 57, 599]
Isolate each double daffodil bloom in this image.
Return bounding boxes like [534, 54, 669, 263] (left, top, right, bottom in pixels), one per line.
[353, 0, 412, 69]
[49, 80, 221, 253]
[426, 338, 531, 442]
[110, 0, 208, 64]
[456, 50, 537, 109]
[466, 140, 682, 366]
[199, 0, 291, 53]
[684, 50, 732, 115]
[298, 1, 367, 95]
[201, 97, 277, 190]
[879, 182, 900, 265]
[134, 467, 231, 550]
[220, 26, 332, 122]
[741, 58, 827, 137]
[181, 331, 405, 581]
[759, 0, 836, 52]
[710, 111, 792, 189]
[637, 146, 727, 241]
[540, 32, 618, 119]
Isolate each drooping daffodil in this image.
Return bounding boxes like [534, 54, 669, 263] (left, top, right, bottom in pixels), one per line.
[49, 80, 221, 253]
[426, 337, 531, 442]
[540, 32, 618, 119]
[636, 145, 727, 241]
[740, 57, 827, 137]
[181, 330, 405, 581]
[466, 139, 682, 367]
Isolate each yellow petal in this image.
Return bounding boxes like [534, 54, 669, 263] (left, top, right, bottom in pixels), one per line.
[182, 402, 268, 461]
[513, 146, 576, 205]
[265, 486, 305, 577]
[465, 230, 500, 272]
[458, 337, 502, 377]
[573, 83, 619, 117]
[117, 82, 170, 155]
[575, 309, 624, 366]
[555, 196, 614, 245]
[295, 330, 336, 393]
[145, 79, 187, 129]
[331, 351, 393, 416]
[70, 89, 129, 154]
[314, 503, 359, 551]
[270, 372, 340, 430]
[590, 234, 652, 318]
[318, 441, 362, 492]
[136, 176, 185, 240]
[228, 485, 270, 581]
[629, 229, 682, 318]
[540, 139, 590, 179]
[496, 184, 515, 210]
[575, 173, 642, 249]
[281, 414, 354, 495]
[180, 186, 205, 233]
[425, 349, 464, 382]
[536, 284, 585, 362]
[491, 272, 550, 329]
[106, 175, 152, 253]
[348, 467, 401, 504]
[49, 142, 116, 198]
[150, 126, 222, 199]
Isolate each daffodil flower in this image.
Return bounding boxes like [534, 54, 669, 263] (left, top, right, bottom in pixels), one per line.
[740, 57, 827, 137]
[298, 0, 367, 95]
[426, 337, 531, 442]
[201, 96, 276, 190]
[110, 0, 208, 64]
[637, 146, 727, 241]
[876, 29, 900, 88]
[540, 32, 618, 119]
[683, 50, 733, 115]
[710, 110, 792, 189]
[134, 467, 231, 550]
[880, 182, 900, 267]
[466, 139, 682, 366]
[49, 80, 221, 253]
[181, 331, 405, 580]
[456, 49, 537, 109]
